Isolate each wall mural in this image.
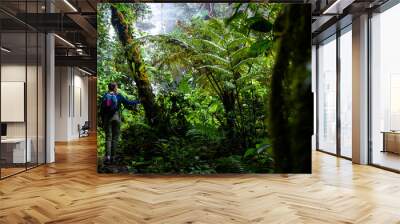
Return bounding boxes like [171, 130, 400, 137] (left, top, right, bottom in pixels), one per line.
[97, 3, 312, 174]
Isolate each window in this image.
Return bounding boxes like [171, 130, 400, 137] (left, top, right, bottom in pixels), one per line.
[317, 35, 337, 154]
[339, 27, 352, 158]
[370, 3, 400, 171]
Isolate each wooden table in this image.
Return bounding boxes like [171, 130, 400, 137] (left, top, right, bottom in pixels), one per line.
[381, 131, 400, 154]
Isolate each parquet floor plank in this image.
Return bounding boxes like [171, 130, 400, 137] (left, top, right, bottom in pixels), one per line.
[0, 136, 399, 223]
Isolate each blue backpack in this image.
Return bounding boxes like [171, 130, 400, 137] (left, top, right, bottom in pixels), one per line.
[102, 93, 118, 117]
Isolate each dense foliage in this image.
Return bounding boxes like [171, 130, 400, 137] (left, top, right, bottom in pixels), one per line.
[97, 3, 311, 174]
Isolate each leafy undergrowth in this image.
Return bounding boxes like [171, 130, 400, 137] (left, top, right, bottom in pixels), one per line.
[96, 3, 286, 174]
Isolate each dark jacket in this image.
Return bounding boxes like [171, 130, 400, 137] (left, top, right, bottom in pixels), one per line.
[100, 92, 139, 120]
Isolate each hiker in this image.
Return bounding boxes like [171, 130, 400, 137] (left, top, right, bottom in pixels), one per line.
[100, 82, 140, 164]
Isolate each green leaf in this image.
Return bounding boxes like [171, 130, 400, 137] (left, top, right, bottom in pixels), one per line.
[207, 19, 226, 34]
[227, 37, 248, 50]
[225, 4, 244, 25]
[230, 46, 251, 65]
[232, 57, 259, 70]
[194, 53, 229, 66]
[244, 148, 256, 158]
[197, 65, 233, 76]
[256, 144, 270, 153]
[205, 29, 224, 42]
[193, 39, 226, 53]
[224, 81, 235, 90]
[249, 39, 272, 56]
[209, 103, 219, 113]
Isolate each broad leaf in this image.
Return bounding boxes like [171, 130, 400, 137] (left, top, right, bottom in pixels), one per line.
[244, 148, 256, 158]
[249, 39, 272, 56]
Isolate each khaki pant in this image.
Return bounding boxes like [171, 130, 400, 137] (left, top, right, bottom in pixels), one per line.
[103, 113, 121, 159]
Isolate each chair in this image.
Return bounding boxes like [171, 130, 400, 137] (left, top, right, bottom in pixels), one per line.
[78, 121, 90, 138]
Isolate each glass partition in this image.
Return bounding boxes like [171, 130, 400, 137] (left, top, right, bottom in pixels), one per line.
[0, 31, 28, 177]
[27, 31, 38, 169]
[317, 35, 337, 154]
[370, 3, 400, 171]
[339, 27, 352, 158]
[0, 1, 46, 179]
[38, 32, 45, 165]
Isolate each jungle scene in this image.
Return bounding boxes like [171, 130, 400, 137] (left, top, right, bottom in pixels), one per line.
[97, 3, 312, 174]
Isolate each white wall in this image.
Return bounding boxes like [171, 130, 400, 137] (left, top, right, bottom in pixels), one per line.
[1, 65, 26, 139]
[1, 65, 42, 136]
[1, 63, 46, 164]
[55, 67, 89, 141]
[55, 66, 70, 141]
[72, 73, 89, 138]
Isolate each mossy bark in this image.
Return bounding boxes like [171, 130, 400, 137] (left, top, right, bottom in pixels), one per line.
[111, 5, 161, 126]
[270, 5, 312, 173]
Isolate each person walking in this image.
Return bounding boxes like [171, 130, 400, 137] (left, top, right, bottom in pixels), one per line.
[100, 82, 139, 165]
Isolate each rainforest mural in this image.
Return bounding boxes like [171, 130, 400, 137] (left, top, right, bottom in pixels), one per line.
[97, 3, 312, 174]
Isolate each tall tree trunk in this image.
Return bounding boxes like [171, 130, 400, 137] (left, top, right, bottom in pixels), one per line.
[269, 5, 312, 173]
[222, 90, 237, 137]
[111, 5, 161, 126]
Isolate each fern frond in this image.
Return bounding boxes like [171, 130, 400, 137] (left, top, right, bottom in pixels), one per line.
[227, 37, 248, 50]
[230, 46, 251, 66]
[232, 57, 260, 70]
[197, 65, 233, 76]
[193, 39, 227, 54]
[193, 53, 230, 66]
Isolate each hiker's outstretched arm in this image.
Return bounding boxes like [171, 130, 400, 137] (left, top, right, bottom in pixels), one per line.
[120, 95, 140, 107]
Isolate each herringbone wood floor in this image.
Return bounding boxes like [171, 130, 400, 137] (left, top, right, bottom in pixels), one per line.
[1, 136, 400, 224]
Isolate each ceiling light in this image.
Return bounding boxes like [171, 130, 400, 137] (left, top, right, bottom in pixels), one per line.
[322, 0, 349, 15]
[76, 48, 84, 55]
[1, 47, 11, 53]
[78, 67, 92, 76]
[54, 34, 75, 48]
[63, 0, 78, 12]
[323, 0, 341, 14]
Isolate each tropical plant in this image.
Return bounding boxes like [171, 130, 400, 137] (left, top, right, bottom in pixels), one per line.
[97, 3, 311, 174]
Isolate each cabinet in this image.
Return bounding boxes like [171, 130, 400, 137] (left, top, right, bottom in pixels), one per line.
[0, 138, 32, 164]
[382, 132, 400, 154]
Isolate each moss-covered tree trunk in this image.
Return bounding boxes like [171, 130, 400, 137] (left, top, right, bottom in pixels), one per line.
[270, 5, 312, 173]
[111, 5, 161, 126]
